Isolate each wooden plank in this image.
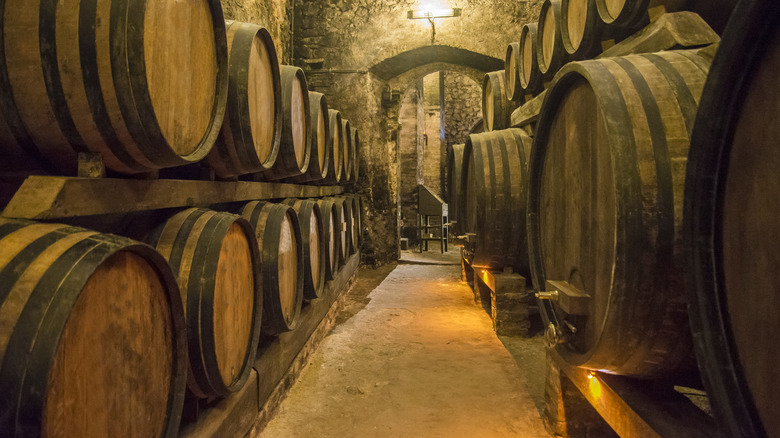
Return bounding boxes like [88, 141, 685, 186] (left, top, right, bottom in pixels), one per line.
[552, 352, 721, 438]
[510, 90, 546, 129]
[1, 176, 343, 219]
[598, 11, 720, 59]
[178, 370, 260, 438]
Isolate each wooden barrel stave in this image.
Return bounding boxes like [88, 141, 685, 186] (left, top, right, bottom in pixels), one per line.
[519, 23, 545, 96]
[562, 0, 608, 59]
[528, 49, 711, 377]
[283, 198, 326, 300]
[148, 209, 260, 398]
[538, 0, 569, 80]
[0, 219, 187, 438]
[0, 0, 228, 175]
[505, 42, 524, 101]
[461, 129, 533, 275]
[684, 2, 780, 436]
[239, 201, 304, 335]
[205, 21, 282, 178]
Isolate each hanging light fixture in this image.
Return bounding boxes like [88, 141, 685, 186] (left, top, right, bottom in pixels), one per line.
[407, 7, 462, 45]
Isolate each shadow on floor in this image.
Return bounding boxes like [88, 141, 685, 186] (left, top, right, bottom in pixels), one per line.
[335, 262, 397, 326]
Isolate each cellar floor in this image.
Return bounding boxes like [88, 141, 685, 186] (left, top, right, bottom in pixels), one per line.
[258, 249, 550, 437]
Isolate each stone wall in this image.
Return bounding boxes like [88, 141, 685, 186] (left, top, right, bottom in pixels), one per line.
[444, 71, 482, 147]
[221, 0, 294, 64]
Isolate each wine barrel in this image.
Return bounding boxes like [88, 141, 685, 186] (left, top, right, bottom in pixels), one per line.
[482, 71, 516, 131]
[320, 110, 344, 185]
[351, 127, 361, 182]
[595, 0, 650, 29]
[263, 66, 311, 180]
[239, 202, 304, 334]
[446, 143, 465, 236]
[0, 219, 187, 438]
[314, 198, 340, 279]
[505, 42, 524, 101]
[528, 49, 711, 377]
[538, 0, 569, 80]
[147, 209, 261, 398]
[460, 129, 533, 275]
[562, 0, 606, 59]
[339, 195, 362, 252]
[342, 119, 354, 183]
[326, 197, 352, 261]
[684, 2, 779, 436]
[282, 199, 326, 300]
[519, 24, 545, 95]
[204, 21, 282, 178]
[288, 92, 330, 183]
[0, 0, 228, 175]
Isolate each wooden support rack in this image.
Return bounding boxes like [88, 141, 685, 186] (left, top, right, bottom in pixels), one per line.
[1, 176, 344, 220]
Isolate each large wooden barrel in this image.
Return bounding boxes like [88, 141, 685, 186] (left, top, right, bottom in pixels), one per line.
[519, 24, 545, 96]
[204, 21, 282, 178]
[283, 199, 326, 300]
[562, 0, 606, 59]
[0, 0, 228, 175]
[288, 92, 330, 183]
[482, 71, 516, 131]
[321, 110, 344, 185]
[341, 119, 354, 183]
[506, 42, 524, 101]
[684, 2, 779, 436]
[239, 201, 304, 335]
[326, 197, 352, 261]
[147, 209, 261, 398]
[314, 198, 340, 279]
[446, 143, 465, 236]
[460, 129, 533, 275]
[263, 66, 311, 180]
[528, 50, 711, 377]
[538, 0, 569, 80]
[351, 127, 361, 182]
[0, 219, 187, 438]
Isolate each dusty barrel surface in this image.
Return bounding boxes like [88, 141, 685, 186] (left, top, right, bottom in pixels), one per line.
[205, 21, 282, 178]
[0, 219, 187, 438]
[264, 66, 311, 180]
[519, 24, 545, 95]
[446, 143, 465, 236]
[239, 201, 304, 335]
[684, 2, 780, 436]
[341, 119, 354, 183]
[314, 198, 339, 279]
[528, 50, 711, 377]
[148, 208, 261, 398]
[482, 71, 516, 131]
[289, 92, 330, 183]
[0, 0, 228, 175]
[283, 198, 326, 300]
[460, 129, 533, 275]
[538, 0, 568, 80]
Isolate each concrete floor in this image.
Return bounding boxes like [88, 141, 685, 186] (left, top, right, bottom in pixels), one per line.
[259, 251, 550, 437]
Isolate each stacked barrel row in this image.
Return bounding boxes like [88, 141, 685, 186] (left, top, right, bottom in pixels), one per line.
[0, 193, 363, 436]
[0, 8, 361, 185]
[451, 1, 779, 436]
[481, 0, 734, 132]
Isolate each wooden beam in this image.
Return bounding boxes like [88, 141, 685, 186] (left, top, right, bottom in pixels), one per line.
[551, 352, 721, 438]
[1, 176, 344, 219]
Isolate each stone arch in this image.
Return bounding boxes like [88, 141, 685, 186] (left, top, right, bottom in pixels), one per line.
[369, 45, 503, 83]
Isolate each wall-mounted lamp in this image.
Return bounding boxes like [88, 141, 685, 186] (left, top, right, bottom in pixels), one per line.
[407, 8, 462, 45]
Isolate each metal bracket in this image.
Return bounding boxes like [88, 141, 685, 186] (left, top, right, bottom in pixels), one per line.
[536, 280, 590, 316]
